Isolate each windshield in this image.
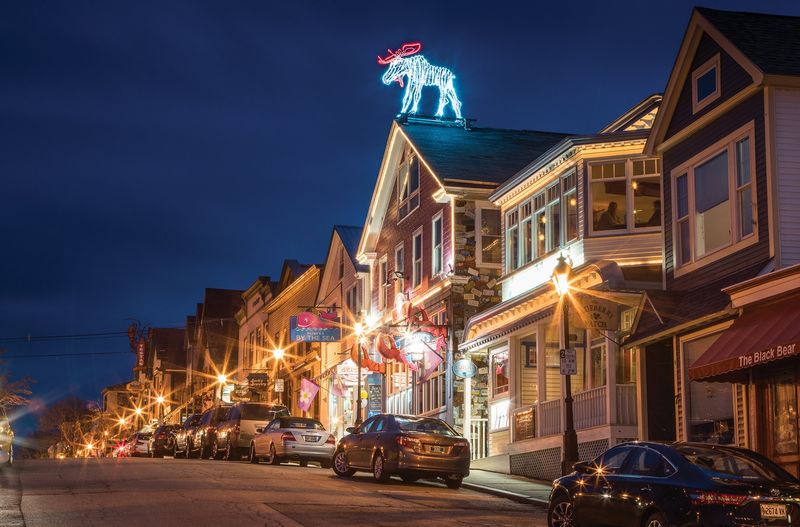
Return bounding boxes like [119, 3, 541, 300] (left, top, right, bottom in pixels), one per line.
[677, 445, 795, 482]
[241, 404, 289, 421]
[185, 415, 201, 428]
[280, 418, 324, 430]
[394, 417, 458, 436]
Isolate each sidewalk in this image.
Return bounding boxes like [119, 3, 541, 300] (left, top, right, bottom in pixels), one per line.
[462, 469, 553, 506]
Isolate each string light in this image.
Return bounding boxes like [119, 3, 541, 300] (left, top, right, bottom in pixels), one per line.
[378, 42, 463, 119]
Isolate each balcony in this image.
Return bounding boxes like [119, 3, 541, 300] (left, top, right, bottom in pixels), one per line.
[511, 384, 637, 441]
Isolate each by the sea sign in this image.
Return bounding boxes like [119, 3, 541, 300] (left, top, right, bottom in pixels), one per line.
[290, 311, 341, 342]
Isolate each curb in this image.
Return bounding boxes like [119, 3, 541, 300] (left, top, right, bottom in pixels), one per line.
[461, 481, 549, 507]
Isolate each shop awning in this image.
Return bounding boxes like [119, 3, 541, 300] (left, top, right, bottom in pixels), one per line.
[688, 299, 800, 382]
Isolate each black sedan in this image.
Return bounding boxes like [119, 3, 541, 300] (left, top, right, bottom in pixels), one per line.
[548, 441, 800, 527]
[148, 424, 181, 457]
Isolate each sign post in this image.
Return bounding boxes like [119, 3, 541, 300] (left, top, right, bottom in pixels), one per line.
[560, 349, 577, 376]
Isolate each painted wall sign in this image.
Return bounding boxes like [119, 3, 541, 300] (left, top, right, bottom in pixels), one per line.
[513, 407, 535, 442]
[452, 358, 477, 379]
[378, 42, 463, 119]
[290, 311, 341, 342]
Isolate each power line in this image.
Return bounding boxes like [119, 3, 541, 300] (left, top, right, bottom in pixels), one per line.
[1, 351, 131, 359]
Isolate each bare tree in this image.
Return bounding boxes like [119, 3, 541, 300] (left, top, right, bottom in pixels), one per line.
[0, 350, 33, 407]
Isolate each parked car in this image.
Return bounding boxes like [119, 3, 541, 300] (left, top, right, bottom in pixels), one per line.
[173, 414, 203, 458]
[148, 424, 181, 458]
[214, 402, 289, 461]
[547, 441, 800, 527]
[0, 407, 14, 467]
[332, 414, 470, 488]
[127, 432, 152, 457]
[250, 416, 334, 467]
[191, 405, 231, 459]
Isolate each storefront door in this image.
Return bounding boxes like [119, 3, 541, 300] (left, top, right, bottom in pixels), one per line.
[760, 365, 800, 477]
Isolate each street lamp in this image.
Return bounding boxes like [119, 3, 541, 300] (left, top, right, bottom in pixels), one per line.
[552, 254, 578, 476]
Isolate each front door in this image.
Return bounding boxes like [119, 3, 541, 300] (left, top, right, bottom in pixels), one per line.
[762, 367, 800, 477]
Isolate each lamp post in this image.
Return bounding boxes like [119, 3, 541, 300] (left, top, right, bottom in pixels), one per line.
[271, 348, 284, 405]
[353, 322, 366, 425]
[552, 255, 578, 476]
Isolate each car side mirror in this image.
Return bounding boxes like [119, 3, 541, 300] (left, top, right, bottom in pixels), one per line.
[573, 461, 592, 474]
[255, 427, 264, 434]
[345, 426, 358, 434]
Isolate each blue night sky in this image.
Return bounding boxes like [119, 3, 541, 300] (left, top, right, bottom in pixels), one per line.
[2, 0, 799, 436]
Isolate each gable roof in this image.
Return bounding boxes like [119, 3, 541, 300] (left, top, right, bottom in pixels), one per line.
[696, 7, 800, 77]
[333, 225, 367, 272]
[399, 118, 571, 187]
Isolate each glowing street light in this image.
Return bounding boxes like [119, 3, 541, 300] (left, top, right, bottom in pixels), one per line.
[156, 395, 165, 405]
[217, 373, 228, 384]
[272, 348, 285, 361]
[551, 254, 572, 297]
[353, 322, 365, 338]
[134, 407, 143, 416]
[118, 417, 127, 427]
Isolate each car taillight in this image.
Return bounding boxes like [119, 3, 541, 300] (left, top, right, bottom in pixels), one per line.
[281, 432, 294, 444]
[397, 435, 421, 450]
[325, 435, 336, 445]
[233, 424, 240, 434]
[688, 491, 748, 506]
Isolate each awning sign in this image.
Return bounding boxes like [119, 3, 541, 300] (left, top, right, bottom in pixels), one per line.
[290, 311, 341, 342]
[576, 296, 619, 331]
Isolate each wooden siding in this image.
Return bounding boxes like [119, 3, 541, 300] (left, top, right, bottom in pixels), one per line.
[583, 232, 662, 266]
[665, 32, 754, 141]
[663, 92, 770, 291]
[774, 88, 800, 268]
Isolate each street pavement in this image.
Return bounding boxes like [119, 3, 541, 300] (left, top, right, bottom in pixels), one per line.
[3, 457, 548, 526]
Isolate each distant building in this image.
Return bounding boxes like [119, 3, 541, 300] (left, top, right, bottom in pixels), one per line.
[235, 276, 276, 401]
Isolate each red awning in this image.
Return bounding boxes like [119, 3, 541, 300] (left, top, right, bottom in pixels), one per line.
[688, 299, 800, 382]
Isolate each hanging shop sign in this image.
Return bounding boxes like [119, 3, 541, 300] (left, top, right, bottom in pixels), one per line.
[576, 295, 619, 331]
[452, 358, 477, 379]
[289, 311, 341, 342]
[560, 348, 577, 376]
[378, 42, 463, 119]
[247, 373, 269, 389]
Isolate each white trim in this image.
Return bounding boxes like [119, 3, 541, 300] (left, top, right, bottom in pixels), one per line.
[431, 210, 444, 277]
[475, 203, 502, 268]
[412, 227, 423, 290]
[670, 121, 758, 277]
[692, 53, 722, 114]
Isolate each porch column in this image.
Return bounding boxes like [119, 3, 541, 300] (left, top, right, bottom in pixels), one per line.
[636, 346, 647, 440]
[536, 325, 547, 437]
[508, 336, 519, 410]
[605, 332, 617, 426]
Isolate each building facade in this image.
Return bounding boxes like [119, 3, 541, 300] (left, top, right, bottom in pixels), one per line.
[235, 276, 276, 402]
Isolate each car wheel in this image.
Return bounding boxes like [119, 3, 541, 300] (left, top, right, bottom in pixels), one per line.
[643, 511, 667, 527]
[401, 474, 420, 483]
[267, 444, 280, 465]
[372, 453, 390, 483]
[299, 459, 308, 467]
[548, 493, 575, 527]
[210, 441, 219, 460]
[444, 475, 462, 489]
[187, 440, 197, 459]
[249, 444, 259, 464]
[332, 450, 355, 477]
[223, 440, 232, 461]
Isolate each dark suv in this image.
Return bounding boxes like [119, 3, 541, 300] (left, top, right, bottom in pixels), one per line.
[192, 405, 231, 459]
[213, 402, 289, 460]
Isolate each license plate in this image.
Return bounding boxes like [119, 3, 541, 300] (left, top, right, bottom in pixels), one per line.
[426, 445, 447, 454]
[761, 503, 788, 519]
[302, 435, 319, 442]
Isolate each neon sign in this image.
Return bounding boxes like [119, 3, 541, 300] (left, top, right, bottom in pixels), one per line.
[378, 42, 463, 119]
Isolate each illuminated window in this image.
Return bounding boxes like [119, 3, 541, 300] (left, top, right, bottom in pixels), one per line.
[563, 171, 578, 242]
[398, 151, 420, 221]
[412, 228, 423, 288]
[476, 207, 501, 266]
[589, 158, 661, 234]
[432, 212, 443, 276]
[491, 350, 509, 396]
[394, 244, 404, 297]
[671, 124, 756, 272]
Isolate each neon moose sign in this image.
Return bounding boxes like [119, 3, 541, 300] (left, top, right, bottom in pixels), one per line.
[378, 42, 463, 119]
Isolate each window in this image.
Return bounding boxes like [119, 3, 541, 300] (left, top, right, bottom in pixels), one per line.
[378, 256, 388, 310]
[338, 247, 345, 280]
[671, 123, 756, 272]
[394, 244, 404, 297]
[491, 350, 509, 396]
[592, 446, 632, 474]
[477, 207, 501, 266]
[398, 151, 420, 220]
[683, 330, 734, 444]
[412, 229, 423, 288]
[771, 372, 798, 455]
[547, 183, 561, 252]
[506, 209, 519, 270]
[522, 339, 536, 368]
[345, 283, 360, 319]
[590, 158, 661, 234]
[692, 54, 721, 114]
[432, 212, 443, 276]
[519, 201, 533, 266]
[563, 171, 578, 242]
[624, 447, 675, 477]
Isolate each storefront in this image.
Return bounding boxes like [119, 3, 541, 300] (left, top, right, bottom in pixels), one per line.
[683, 268, 800, 476]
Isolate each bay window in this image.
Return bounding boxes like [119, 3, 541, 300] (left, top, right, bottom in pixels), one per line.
[590, 158, 661, 233]
[506, 210, 519, 270]
[671, 123, 756, 272]
[563, 171, 578, 242]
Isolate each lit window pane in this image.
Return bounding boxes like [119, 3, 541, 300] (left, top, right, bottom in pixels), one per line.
[694, 151, 731, 256]
[565, 190, 578, 241]
[521, 219, 532, 264]
[592, 181, 627, 231]
[536, 210, 546, 256]
[480, 209, 501, 265]
[633, 176, 662, 228]
[679, 219, 691, 265]
[549, 199, 561, 251]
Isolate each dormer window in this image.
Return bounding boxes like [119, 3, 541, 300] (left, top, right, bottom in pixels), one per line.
[692, 54, 721, 114]
[398, 151, 420, 221]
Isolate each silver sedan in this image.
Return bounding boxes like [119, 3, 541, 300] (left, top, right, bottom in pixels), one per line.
[250, 417, 335, 468]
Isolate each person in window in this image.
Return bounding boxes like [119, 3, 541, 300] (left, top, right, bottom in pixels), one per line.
[596, 201, 623, 230]
[645, 199, 662, 227]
